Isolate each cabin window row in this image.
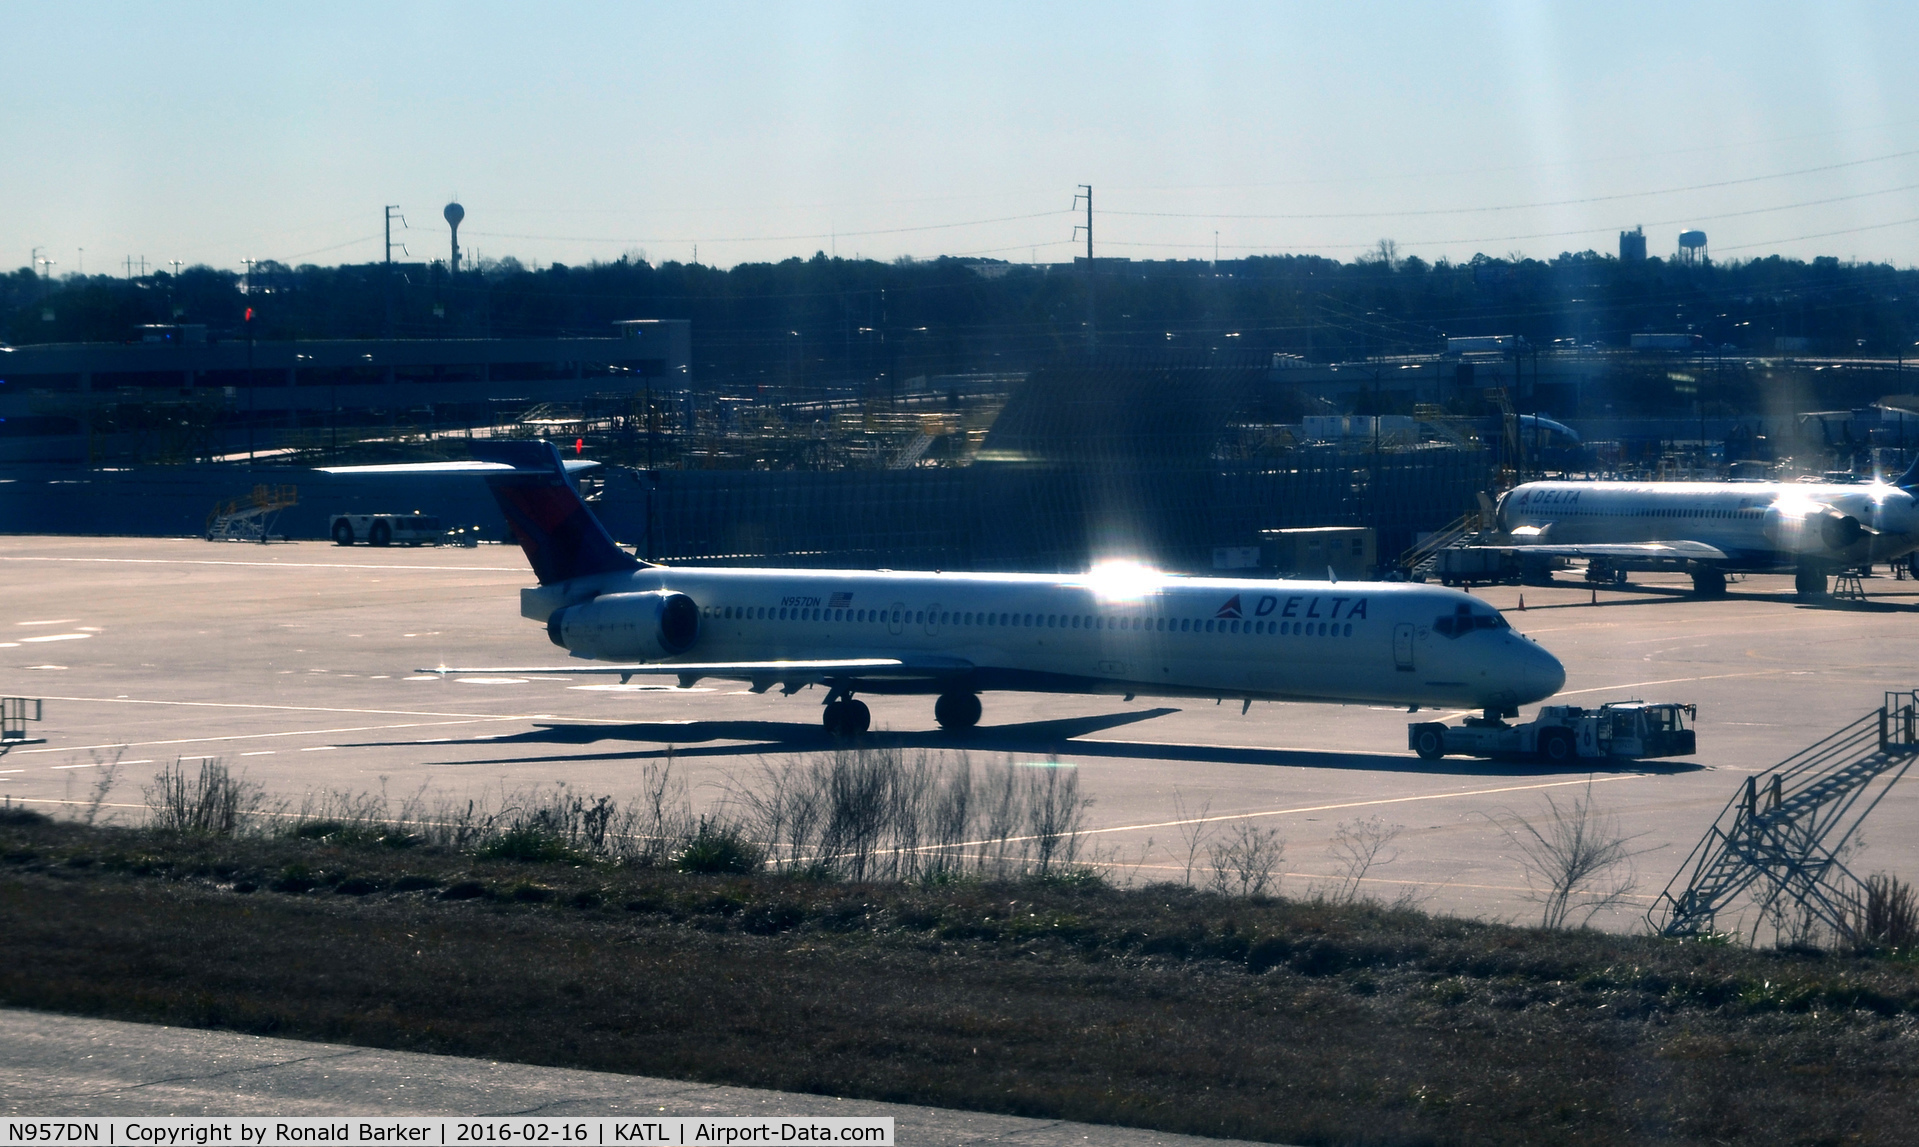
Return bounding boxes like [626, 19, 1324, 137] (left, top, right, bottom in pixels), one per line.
[1628, 507, 1759, 518]
[1540, 506, 1760, 518]
[703, 603, 1353, 637]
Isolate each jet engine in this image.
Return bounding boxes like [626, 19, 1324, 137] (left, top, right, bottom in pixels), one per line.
[547, 590, 699, 661]
[1819, 510, 1870, 551]
[1763, 502, 1874, 557]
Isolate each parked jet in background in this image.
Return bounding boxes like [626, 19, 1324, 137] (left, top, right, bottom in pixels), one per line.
[1493, 457, 1919, 597]
[326, 442, 1566, 733]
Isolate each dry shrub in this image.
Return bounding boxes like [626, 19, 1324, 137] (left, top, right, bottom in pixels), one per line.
[736, 748, 1092, 882]
[1844, 874, 1919, 950]
[274, 763, 695, 866]
[1318, 815, 1403, 905]
[144, 759, 263, 836]
[1493, 779, 1642, 929]
[1208, 823, 1285, 898]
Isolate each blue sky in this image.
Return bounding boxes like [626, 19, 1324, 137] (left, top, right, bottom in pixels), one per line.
[6, 2, 1918, 274]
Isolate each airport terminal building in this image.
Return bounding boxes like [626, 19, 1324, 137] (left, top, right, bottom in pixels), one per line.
[0, 319, 690, 464]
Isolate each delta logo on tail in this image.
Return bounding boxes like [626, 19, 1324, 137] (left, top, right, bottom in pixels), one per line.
[1215, 595, 1243, 619]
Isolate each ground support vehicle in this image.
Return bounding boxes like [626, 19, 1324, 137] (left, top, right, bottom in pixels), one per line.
[330, 512, 445, 547]
[1410, 701, 1696, 763]
[1431, 546, 1559, 587]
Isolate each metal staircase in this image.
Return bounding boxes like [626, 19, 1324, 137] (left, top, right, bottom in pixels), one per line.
[205, 484, 298, 543]
[0, 697, 45, 756]
[1399, 509, 1487, 579]
[889, 431, 934, 469]
[1651, 691, 1919, 940]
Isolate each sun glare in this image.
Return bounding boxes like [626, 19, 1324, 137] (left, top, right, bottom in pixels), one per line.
[1084, 560, 1165, 601]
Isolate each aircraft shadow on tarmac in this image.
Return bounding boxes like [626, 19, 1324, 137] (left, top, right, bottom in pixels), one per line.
[1516, 581, 1919, 612]
[354, 706, 1702, 778]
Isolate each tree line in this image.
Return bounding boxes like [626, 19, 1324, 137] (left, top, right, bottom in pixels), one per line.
[5, 248, 1915, 397]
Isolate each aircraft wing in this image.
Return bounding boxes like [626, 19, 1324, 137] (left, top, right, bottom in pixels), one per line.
[318, 459, 601, 475]
[1504, 540, 1730, 561]
[416, 657, 972, 686]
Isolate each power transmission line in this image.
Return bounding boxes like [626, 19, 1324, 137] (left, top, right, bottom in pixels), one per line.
[1102, 149, 1919, 221]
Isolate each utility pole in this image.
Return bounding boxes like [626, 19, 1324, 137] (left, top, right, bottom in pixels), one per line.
[384, 205, 405, 339]
[1073, 184, 1095, 354]
[33, 249, 53, 322]
[245, 305, 256, 464]
[881, 288, 896, 407]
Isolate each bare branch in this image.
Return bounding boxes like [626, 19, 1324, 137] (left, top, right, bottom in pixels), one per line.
[1322, 815, 1403, 905]
[1491, 779, 1645, 929]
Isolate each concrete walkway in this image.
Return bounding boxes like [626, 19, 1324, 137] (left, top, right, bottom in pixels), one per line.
[0, 1009, 1282, 1146]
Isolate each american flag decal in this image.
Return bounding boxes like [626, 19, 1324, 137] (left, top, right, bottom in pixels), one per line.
[828, 591, 854, 609]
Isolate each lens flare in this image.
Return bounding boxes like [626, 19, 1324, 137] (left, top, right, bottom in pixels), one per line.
[1084, 560, 1164, 601]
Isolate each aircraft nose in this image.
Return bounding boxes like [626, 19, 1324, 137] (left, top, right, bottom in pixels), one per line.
[1516, 640, 1566, 703]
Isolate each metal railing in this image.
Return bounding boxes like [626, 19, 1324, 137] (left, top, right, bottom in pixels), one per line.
[1652, 691, 1919, 940]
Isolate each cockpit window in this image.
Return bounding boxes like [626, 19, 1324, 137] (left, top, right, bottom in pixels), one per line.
[1432, 602, 1510, 638]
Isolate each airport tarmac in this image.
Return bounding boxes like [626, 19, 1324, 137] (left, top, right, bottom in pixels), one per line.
[0, 1008, 1275, 1144]
[3, 534, 1918, 933]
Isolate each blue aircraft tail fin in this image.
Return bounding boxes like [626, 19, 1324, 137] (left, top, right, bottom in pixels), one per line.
[1896, 454, 1919, 489]
[470, 440, 643, 586]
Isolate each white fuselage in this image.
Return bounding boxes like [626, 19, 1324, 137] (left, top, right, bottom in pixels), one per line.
[1498, 479, 1919, 570]
[524, 566, 1567, 712]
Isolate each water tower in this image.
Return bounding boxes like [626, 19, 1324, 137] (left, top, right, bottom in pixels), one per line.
[444, 201, 465, 273]
[1677, 229, 1708, 267]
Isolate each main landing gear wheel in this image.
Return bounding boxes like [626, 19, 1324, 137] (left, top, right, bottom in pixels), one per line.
[1690, 567, 1727, 597]
[934, 691, 982, 731]
[332, 521, 355, 546]
[1795, 565, 1828, 598]
[823, 698, 870, 737]
[1539, 728, 1576, 764]
[1412, 723, 1446, 761]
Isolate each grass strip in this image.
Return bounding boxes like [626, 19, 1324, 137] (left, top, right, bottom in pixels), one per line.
[3, 816, 1918, 1146]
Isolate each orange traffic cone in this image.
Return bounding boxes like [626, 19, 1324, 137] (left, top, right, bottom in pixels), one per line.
[1518, 593, 1526, 610]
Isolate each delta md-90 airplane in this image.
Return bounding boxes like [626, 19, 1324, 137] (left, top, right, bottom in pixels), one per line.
[329, 442, 1566, 735]
[1494, 457, 1919, 598]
